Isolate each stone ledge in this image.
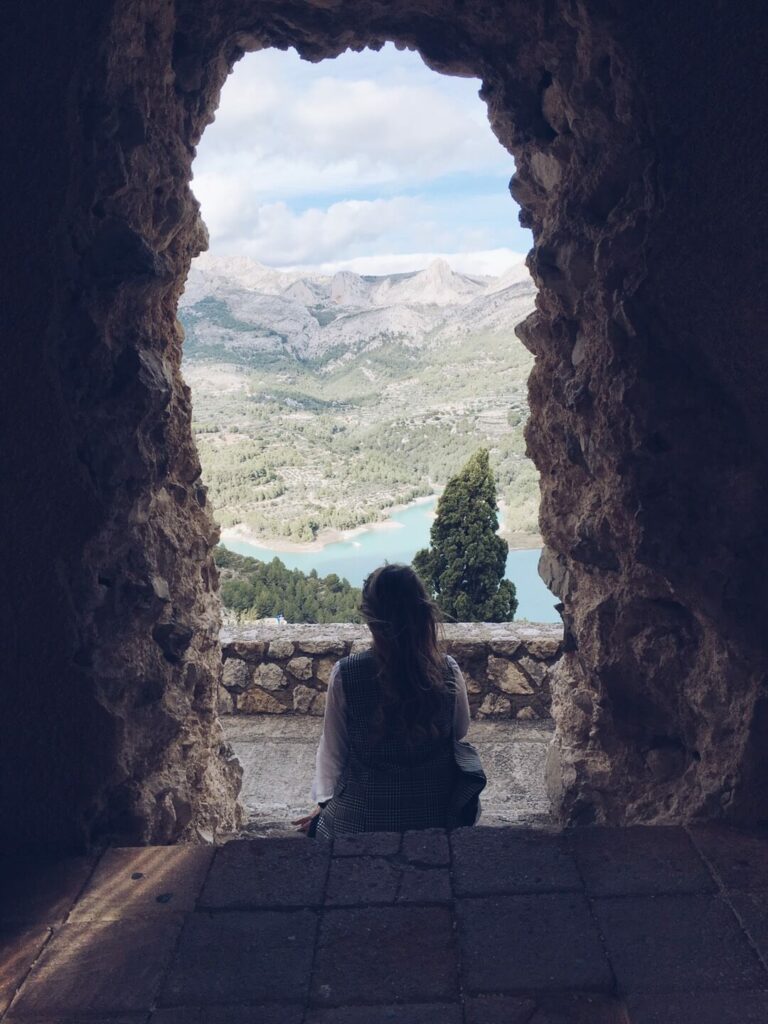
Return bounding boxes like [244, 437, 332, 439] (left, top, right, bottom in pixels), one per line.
[219, 623, 562, 721]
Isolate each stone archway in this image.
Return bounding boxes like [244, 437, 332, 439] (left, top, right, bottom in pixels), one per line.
[3, 0, 767, 848]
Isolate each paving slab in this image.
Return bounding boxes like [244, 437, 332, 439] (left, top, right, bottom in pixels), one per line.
[689, 825, 768, 891]
[160, 909, 317, 1006]
[457, 893, 612, 993]
[333, 832, 402, 857]
[199, 838, 329, 908]
[402, 829, 450, 866]
[311, 905, 457, 1006]
[70, 846, 214, 920]
[0, 925, 51, 1015]
[151, 1006, 303, 1023]
[7, 1017, 145, 1023]
[452, 827, 581, 896]
[8, 917, 183, 1017]
[595, 894, 767, 993]
[465, 993, 628, 1023]
[571, 826, 715, 896]
[397, 866, 452, 903]
[306, 1005, 463, 1024]
[729, 893, 768, 963]
[325, 857, 401, 906]
[464, 996, 537, 1024]
[0, 855, 96, 925]
[626, 991, 768, 1023]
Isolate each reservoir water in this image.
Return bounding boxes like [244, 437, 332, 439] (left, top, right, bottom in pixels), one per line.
[222, 498, 560, 623]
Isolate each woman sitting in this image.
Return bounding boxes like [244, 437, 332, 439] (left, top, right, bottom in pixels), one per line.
[293, 563, 484, 837]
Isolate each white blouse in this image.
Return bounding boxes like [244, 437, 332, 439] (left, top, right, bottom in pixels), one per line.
[311, 654, 471, 803]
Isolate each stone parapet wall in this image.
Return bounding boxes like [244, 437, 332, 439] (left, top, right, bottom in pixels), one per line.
[220, 623, 562, 721]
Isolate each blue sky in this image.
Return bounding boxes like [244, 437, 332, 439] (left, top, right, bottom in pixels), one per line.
[192, 44, 531, 275]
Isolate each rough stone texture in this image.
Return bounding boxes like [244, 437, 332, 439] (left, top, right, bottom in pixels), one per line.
[222, 624, 561, 720]
[3, 0, 768, 847]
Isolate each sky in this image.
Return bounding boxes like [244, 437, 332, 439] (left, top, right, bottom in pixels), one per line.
[192, 44, 532, 277]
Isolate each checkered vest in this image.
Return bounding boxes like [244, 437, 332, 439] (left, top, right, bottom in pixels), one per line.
[315, 649, 458, 838]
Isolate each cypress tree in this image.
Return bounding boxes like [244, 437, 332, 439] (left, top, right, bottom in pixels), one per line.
[413, 448, 517, 621]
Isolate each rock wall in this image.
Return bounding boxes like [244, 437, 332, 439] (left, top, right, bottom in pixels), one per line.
[220, 624, 562, 721]
[3, 0, 767, 847]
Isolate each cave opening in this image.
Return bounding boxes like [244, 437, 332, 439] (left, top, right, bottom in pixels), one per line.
[183, 42, 557, 832]
[4, 0, 768, 851]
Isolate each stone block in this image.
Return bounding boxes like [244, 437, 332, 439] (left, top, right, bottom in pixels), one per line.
[325, 857, 400, 906]
[625, 992, 768, 1024]
[572, 826, 715, 897]
[239, 689, 286, 714]
[465, 993, 626, 1024]
[315, 657, 336, 684]
[516, 706, 537, 720]
[349, 639, 371, 654]
[594, 894, 767, 993]
[255, 662, 287, 691]
[217, 684, 234, 714]
[452, 827, 581, 896]
[297, 639, 346, 655]
[311, 691, 327, 716]
[311, 906, 458, 1006]
[222, 658, 251, 692]
[448, 641, 489, 661]
[728, 893, 768, 961]
[464, 674, 483, 695]
[333, 833, 401, 858]
[477, 694, 512, 718]
[487, 656, 533, 694]
[402, 829, 450, 866]
[518, 655, 548, 684]
[524, 637, 562, 659]
[689, 825, 768, 891]
[70, 846, 214, 920]
[10, 917, 183, 1017]
[151, 1008, 303, 1024]
[160, 910, 316, 1007]
[398, 867, 452, 903]
[286, 656, 312, 679]
[200, 839, 329, 909]
[293, 684, 315, 713]
[307, 1005, 462, 1024]
[224, 640, 267, 662]
[488, 639, 522, 657]
[268, 639, 295, 659]
[0, 854, 96, 924]
[0, 925, 50, 1016]
[457, 893, 611, 992]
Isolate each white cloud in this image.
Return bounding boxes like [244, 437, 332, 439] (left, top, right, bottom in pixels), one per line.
[191, 44, 532, 268]
[197, 46, 511, 197]
[210, 196, 421, 265]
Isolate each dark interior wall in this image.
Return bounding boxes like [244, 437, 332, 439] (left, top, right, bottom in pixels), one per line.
[538, 0, 768, 823]
[0, 2, 115, 848]
[0, 0, 243, 849]
[1, 0, 766, 849]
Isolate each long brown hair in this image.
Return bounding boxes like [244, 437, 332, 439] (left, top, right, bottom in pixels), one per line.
[360, 564, 449, 747]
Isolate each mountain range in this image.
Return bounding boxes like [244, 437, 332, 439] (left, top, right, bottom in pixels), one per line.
[179, 254, 540, 549]
[180, 254, 536, 362]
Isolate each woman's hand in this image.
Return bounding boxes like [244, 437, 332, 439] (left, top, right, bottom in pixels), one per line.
[292, 806, 321, 833]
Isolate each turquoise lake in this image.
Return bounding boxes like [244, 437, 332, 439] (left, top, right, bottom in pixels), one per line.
[222, 498, 560, 624]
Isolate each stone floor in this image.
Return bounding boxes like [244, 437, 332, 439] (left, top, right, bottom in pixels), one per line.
[224, 716, 554, 835]
[2, 824, 768, 1022]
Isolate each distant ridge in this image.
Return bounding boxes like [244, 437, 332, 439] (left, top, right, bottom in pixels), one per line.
[181, 254, 535, 360]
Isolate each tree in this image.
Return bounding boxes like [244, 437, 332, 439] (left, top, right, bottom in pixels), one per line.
[413, 448, 517, 622]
